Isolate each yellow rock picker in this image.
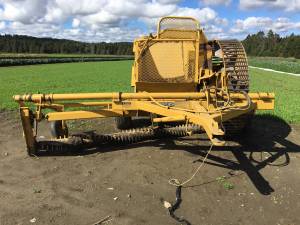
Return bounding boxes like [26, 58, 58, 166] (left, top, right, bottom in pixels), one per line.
[13, 17, 274, 155]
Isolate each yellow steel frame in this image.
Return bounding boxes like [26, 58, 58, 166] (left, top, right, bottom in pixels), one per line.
[132, 16, 206, 92]
[14, 91, 274, 152]
[13, 17, 275, 154]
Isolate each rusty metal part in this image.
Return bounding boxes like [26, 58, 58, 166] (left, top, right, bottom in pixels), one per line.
[216, 40, 252, 135]
[36, 125, 202, 153]
[218, 40, 249, 92]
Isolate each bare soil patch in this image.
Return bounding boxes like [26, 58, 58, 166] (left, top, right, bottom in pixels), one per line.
[0, 111, 300, 225]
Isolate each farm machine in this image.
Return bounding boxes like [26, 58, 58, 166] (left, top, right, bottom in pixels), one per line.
[13, 17, 274, 155]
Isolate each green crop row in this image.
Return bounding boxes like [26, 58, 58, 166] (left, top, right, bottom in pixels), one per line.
[248, 57, 300, 74]
[0, 56, 133, 67]
[0, 60, 299, 123]
[0, 53, 133, 58]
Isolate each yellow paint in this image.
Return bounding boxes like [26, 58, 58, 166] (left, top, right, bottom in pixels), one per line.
[13, 16, 275, 153]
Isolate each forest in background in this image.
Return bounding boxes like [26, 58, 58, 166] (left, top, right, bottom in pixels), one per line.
[242, 30, 300, 58]
[0, 35, 133, 55]
[0, 30, 299, 58]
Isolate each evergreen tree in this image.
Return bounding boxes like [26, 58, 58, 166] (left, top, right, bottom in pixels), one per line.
[242, 30, 300, 58]
[0, 34, 133, 55]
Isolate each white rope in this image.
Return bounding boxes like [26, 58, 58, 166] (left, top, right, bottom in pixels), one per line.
[168, 144, 213, 187]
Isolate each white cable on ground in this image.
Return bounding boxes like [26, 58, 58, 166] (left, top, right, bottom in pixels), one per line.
[169, 144, 213, 187]
[249, 66, 300, 77]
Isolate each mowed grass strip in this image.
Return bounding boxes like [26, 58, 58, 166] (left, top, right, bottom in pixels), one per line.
[0, 61, 299, 123]
[248, 57, 300, 74]
[250, 67, 300, 123]
[0, 61, 132, 109]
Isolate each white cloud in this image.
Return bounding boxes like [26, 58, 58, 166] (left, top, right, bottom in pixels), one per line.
[0, 21, 5, 30]
[54, 0, 105, 15]
[201, 0, 231, 6]
[272, 17, 300, 32]
[72, 18, 80, 28]
[173, 7, 229, 38]
[59, 26, 143, 42]
[156, 0, 181, 3]
[174, 7, 217, 23]
[0, 0, 184, 41]
[240, 0, 300, 12]
[80, 10, 120, 27]
[231, 17, 300, 35]
[0, 0, 297, 42]
[102, 0, 177, 19]
[6, 21, 61, 38]
[44, 4, 65, 24]
[0, 0, 223, 26]
[0, 0, 48, 24]
[1, 20, 144, 42]
[142, 7, 227, 27]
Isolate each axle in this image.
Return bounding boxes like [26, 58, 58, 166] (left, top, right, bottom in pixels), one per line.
[13, 92, 274, 102]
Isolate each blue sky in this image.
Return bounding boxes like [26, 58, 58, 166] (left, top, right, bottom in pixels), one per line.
[0, 0, 299, 42]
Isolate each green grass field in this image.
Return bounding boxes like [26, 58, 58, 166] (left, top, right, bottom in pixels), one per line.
[0, 60, 299, 123]
[0, 61, 132, 109]
[250, 67, 300, 123]
[248, 57, 300, 74]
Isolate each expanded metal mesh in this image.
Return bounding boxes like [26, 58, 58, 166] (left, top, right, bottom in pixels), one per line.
[159, 17, 199, 39]
[160, 17, 198, 31]
[138, 40, 196, 83]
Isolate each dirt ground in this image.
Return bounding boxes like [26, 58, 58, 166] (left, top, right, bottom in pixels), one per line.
[0, 110, 300, 225]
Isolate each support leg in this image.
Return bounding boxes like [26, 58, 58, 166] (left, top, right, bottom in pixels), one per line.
[19, 107, 36, 155]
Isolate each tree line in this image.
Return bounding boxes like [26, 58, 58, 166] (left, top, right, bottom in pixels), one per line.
[0, 31, 299, 58]
[242, 30, 300, 58]
[0, 34, 133, 55]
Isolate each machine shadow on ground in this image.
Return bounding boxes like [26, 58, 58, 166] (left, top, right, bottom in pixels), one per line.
[37, 114, 300, 196]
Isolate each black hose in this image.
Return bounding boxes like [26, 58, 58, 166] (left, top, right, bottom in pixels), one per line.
[168, 186, 191, 225]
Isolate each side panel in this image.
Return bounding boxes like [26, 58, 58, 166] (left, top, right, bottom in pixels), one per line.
[137, 40, 196, 83]
[135, 82, 197, 92]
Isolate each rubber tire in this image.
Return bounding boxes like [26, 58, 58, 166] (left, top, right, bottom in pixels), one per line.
[50, 120, 68, 138]
[115, 117, 133, 130]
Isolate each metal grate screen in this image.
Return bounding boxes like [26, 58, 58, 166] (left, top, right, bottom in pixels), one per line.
[159, 17, 198, 31]
[159, 17, 199, 39]
[138, 40, 196, 83]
